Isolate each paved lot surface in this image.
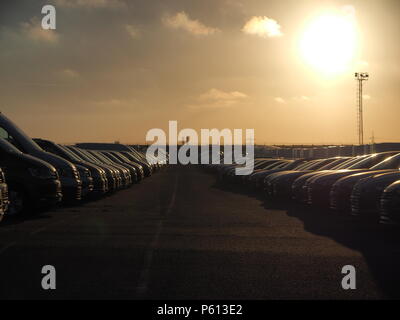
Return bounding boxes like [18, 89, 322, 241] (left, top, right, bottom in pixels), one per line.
[0, 165, 400, 299]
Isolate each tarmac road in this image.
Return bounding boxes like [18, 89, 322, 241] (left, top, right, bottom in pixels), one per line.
[0, 165, 399, 299]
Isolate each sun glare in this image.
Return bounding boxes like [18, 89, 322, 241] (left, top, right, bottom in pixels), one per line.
[300, 11, 358, 75]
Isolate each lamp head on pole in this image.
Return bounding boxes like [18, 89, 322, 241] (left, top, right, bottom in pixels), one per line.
[355, 72, 369, 80]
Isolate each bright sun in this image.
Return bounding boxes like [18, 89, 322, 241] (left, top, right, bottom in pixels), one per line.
[300, 12, 357, 75]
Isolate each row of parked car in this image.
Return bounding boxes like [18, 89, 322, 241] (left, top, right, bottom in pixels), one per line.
[208, 152, 400, 225]
[0, 113, 167, 223]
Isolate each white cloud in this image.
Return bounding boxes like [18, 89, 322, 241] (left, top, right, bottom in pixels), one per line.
[163, 11, 220, 36]
[274, 97, 286, 104]
[55, 0, 125, 8]
[293, 96, 310, 102]
[242, 16, 283, 38]
[189, 88, 247, 109]
[363, 94, 371, 100]
[60, 69, 80, 79]
[125, 25, 140, 39]
[21, 17, 58, 43]
[199, 88, 247, 101]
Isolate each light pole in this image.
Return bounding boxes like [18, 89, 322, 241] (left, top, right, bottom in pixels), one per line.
[355, 72, 369, 145]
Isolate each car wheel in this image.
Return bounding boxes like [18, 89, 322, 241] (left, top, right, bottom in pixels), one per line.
[7, 189, 27, 217]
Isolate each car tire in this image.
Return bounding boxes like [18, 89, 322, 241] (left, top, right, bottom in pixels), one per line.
[7, 188, 28, 217]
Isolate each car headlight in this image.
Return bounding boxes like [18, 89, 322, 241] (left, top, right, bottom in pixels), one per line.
[59, 167, 74, 178]
[29, 167, 56, 179]
[78, 168, 91, 179]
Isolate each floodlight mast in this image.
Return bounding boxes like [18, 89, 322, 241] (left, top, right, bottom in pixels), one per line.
[355, 72, 369, 145]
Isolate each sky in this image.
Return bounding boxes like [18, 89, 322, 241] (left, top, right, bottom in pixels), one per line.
[0, 0, 399, 145]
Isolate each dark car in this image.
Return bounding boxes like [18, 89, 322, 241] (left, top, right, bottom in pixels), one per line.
[34, 139, 108, 197]
[264, 157, 340, 199]
[351, 171, 400, 218]
[95, 151, 136, 184]
[0, 138, 62, 216]
[0, 113, 82, 202]
[330, 153, 400, 212]
[223, 159, 281, 183]
[65, 146, 120, 192]
[120, 151, 152, 177]
[291, 157, 354, 203]
[247, 159, 310, 190]
[76, 143, 157, 173]
[307, 151, 399, 207]
[380, 180, 400, 225]
[243, 159, 294, 186]
[109, 151, 144, 181]
[0, 168, 9, 222]
[86, 150, 133, 188]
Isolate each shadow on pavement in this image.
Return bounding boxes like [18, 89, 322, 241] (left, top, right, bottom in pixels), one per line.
[213, 176, 400, 299]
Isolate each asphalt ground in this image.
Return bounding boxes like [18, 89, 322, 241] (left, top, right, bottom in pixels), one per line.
[0, 165, 399, 299]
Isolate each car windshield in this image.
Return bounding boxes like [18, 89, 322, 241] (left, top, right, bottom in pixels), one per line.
[319, 158, 348, 170]
[253, 160, 275, 169]
[306, 158, 336, 170]
[59, 145, 83, 162]
[348, 152, 398, 169]
[370, 153, 400, 170]
[122, 152, 139, 161]
[280, 161, 302, 170]
[102, 152, 122, 164]
[0, 138, 23, 154]
[332, 156, 363, 169]
[91, 151, 115, 165]
[297, 160, 320, 170]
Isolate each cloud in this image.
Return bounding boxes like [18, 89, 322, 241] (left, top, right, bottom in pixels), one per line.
[199, 88, 247, 101]
[55, 0, 125, 8]
[293, 96, 310, 102]
[242, 16, 283, 38]
[189, 88, 247, 109]
[274, 97, 286, 104]
[60, 69, 80, 79]
[163, 11, 220, 36]
[363, 94, 371, 100]
[125, 25, 141, 39]
[21, 17, 58, 43]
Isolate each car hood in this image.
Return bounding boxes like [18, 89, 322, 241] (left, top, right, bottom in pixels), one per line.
[334, 170, 395, 187]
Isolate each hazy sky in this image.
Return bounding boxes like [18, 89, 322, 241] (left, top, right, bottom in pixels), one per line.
[1, 0, 399, 144]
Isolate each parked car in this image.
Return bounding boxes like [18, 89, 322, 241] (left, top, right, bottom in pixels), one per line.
[246, 159, 308, 190]
[307, 151, 399, 208]
[65, 146, 120, 192]
[264, 157, 340, 199]
[351, 171, 400, 218]
[107, 151, 144, 181]
[243, 159, 295, 186]
[0, 138, 61, 216]
[291, 157, 354, 203]
[95, 151, 137, 184]
[85, 150, 133, 188]
[76, 143, 157, 173]
[222, 158, 281, 183]
[0, 113, 82, 202]
[0, 168, 9, 222]
[120, 151, 152, 177]
[330, 153, 400, 212]
[34, 139, 108, 197]
[380, 180, 400, 225]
